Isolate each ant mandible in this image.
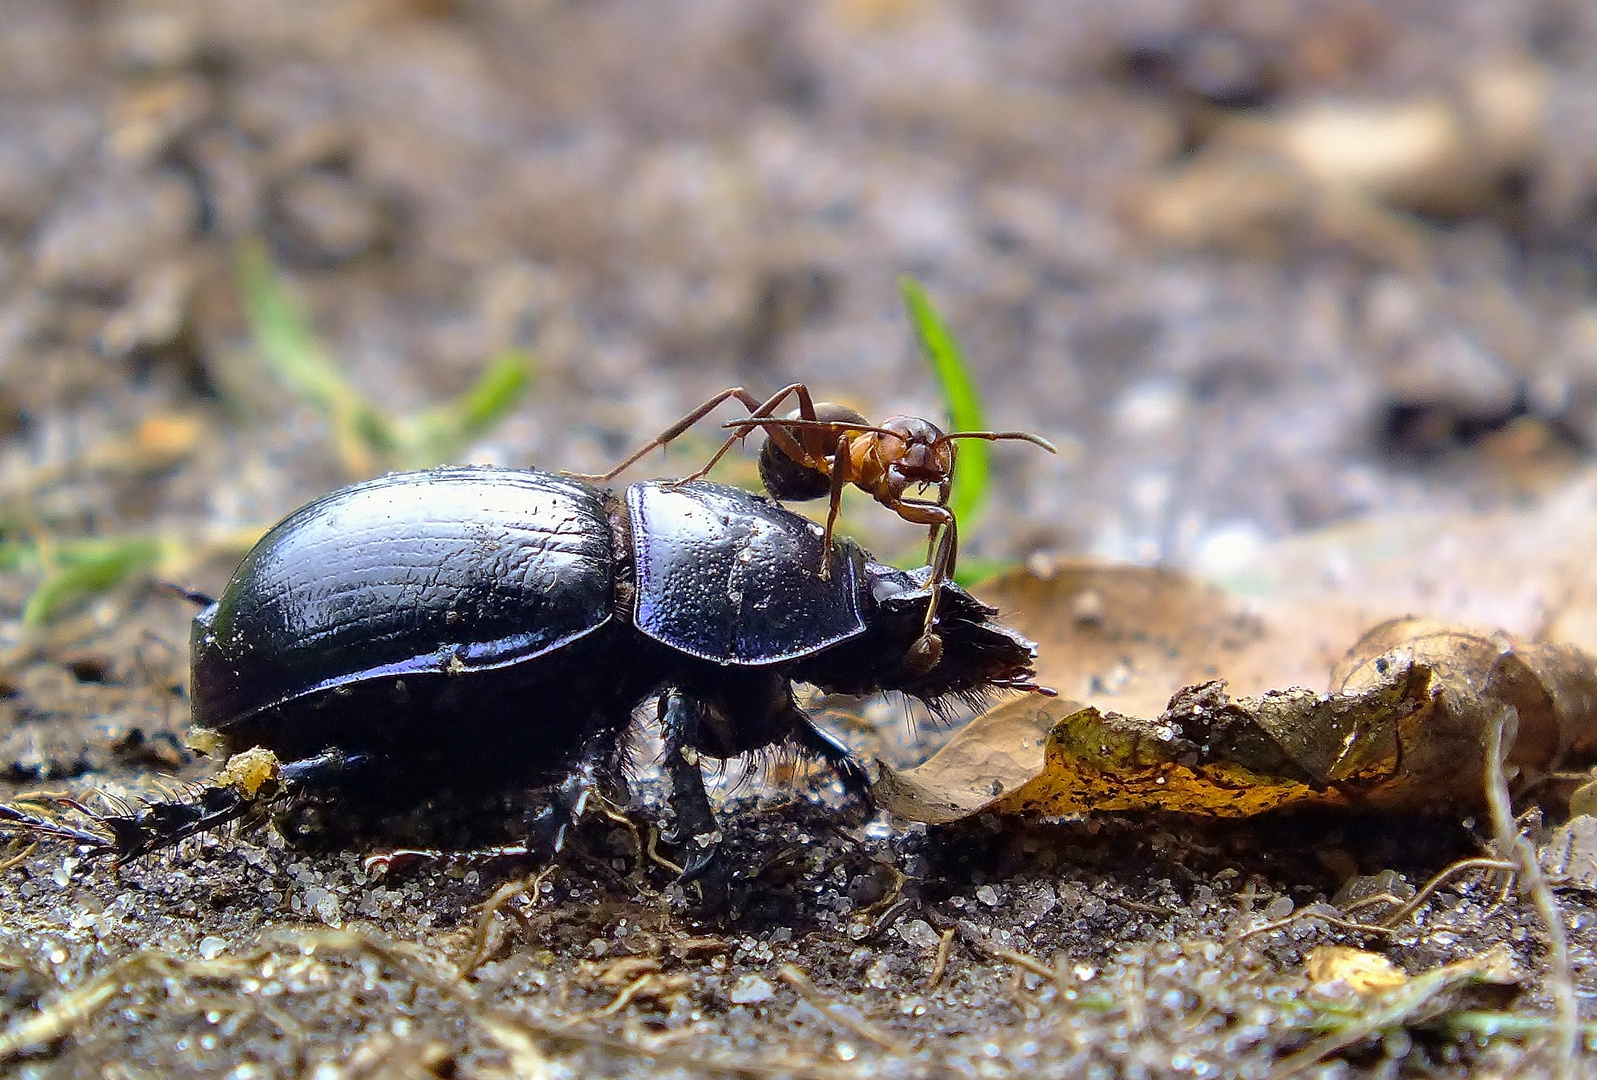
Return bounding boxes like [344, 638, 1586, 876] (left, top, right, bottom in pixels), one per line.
[573, 384, 1055, 671]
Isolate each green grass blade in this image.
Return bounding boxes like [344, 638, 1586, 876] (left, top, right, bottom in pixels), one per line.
[452, 349, 535, 435]
[400, 350, 535, 468]
[899, 276, 989, 527]
[235, 239, 398, 473]
[22, 536, 167, 628]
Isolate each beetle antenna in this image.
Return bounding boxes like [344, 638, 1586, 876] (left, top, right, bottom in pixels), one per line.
[158, 582, 216, 607]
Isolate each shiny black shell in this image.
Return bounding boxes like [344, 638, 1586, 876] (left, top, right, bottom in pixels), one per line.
[191, 468, 617, 728]
[628, 480, 866, 664]
[191, 469, 879, 737]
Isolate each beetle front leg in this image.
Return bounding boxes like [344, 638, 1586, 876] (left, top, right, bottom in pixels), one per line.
[794, 720, 875, 814]
[658, 690, 722, 882]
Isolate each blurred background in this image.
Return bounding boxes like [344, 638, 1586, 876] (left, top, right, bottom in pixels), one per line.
[4, 0, 1597, 588]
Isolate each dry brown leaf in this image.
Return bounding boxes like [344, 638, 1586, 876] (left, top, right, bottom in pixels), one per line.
[879, 572, 1597, 823]
[873, 695, 1059, 825]
[976, 559, 1273, 716]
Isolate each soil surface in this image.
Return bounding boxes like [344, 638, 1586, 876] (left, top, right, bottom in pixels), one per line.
[2, 2, 1597, 1077]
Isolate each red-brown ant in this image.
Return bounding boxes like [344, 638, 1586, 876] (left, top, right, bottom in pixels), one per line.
[575, 384, 1055, 670]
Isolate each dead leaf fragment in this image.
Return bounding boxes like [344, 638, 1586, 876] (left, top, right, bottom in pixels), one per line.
[882, 572, 1597, 823]
[1334, 617, 1597, 802]
[873, 695, 1059, 824]
[1540, 815, 1597, 889]
[1276, 945, 1518, 1077]
[1306, 946, 1409, 997]
[977, 560, 1269, 716]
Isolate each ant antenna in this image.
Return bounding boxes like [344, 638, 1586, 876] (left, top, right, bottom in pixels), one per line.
[933, 430, 1058, 453]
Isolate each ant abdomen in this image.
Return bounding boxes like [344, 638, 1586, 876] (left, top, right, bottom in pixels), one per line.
[757, 403, 868, 502]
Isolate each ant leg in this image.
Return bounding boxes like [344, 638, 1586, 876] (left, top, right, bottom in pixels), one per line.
[817, 434, 854, 581]
[567, 387, 772, 483]
[924, 476, 953, 564]
[892, 500, 958, 646]
[927, 515, 959, 588]
[571, 383, 833, 486]
[921, 517, 959, 640]
[678, 383, 826, 484]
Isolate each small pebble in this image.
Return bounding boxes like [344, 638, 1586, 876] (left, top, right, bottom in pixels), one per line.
[729, 974, 775, 1004]
[1070, 588, 1104, 625]
[198, 936, 226, 960]
[897, 919, 940, 951]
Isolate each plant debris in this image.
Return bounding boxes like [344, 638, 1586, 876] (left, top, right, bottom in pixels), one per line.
[879, 566, 1597, 823]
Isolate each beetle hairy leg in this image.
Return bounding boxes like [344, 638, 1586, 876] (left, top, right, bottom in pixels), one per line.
[793, 721, 875, 815]
[658, 691, 732, 911]
[658, 692, 725, 877]
[0, 749, 377, 864]
[362, 843, 534, 878]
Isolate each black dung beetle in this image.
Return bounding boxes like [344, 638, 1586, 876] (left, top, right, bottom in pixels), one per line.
[6, 467, 1047, 890]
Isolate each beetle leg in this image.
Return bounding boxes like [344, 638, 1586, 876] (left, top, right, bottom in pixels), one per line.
[524, 766, 598, 855]
[4, 749, 376, 864]
[658, 691, 722, 883]
[793, 721, 875, 814]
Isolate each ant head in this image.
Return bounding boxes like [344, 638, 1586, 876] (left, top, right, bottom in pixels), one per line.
[880, 415, 954, 481]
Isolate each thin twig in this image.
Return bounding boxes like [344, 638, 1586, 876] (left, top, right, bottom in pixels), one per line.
[1233, 856, 1518, 945]
[1367, 858, 1517, 929]
[461, 865, 555, 976]
[854, 862, 907, 918]
[925, 928, 955, 992]
[0, 842, 37, 871]
[1121, 963, 1147, 1036]
[777, 964, 906, 1053]
[645, 823, 684, 875]
[861, 896, 915, 941]
[986, 947, 1058, 983]
[568, 973, 676, 1023]
[1486, 707, 1576, 1080]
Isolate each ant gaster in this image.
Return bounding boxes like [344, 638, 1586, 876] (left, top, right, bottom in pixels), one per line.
[573, 384, 1056, 671]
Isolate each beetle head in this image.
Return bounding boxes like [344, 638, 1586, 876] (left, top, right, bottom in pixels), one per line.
[804, 562, 1047, 708]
